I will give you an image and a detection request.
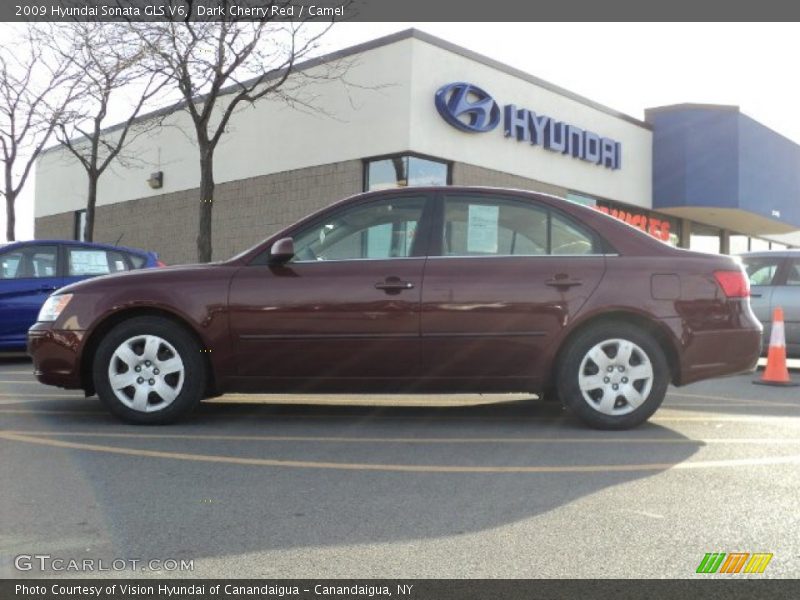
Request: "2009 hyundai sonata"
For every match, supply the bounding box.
[28,187,761,429]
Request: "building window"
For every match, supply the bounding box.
[74,210,87,241]
[565,193,597,207]
[364,154,450,191]
[690,223,721,254]
[749,237,770,252]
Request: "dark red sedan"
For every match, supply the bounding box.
[28,187,761,429]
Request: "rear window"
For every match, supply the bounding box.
[126,252,146,269]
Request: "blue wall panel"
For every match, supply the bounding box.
[648,105,800,229]
[738,114,800,226]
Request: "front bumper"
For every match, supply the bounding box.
[27,323,86,389]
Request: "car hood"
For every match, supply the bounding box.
[56,263,228,294]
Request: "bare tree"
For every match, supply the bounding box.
[137,5,347,262]
[48,23,168,242]
[0,25,76,242]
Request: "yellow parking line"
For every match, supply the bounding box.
[666,402,800,408]
[667,392,756,404]
[6,430,800,445]
[0,407,798,424]
[1,430,799,473]
[667,391,798,407]
[0,408,106,415]
[653,415,800,423]
[0,392,84,398]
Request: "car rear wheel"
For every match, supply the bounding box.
[93,316,206,424]
[556,322,669,429]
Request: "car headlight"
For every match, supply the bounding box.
[37,294,73,322]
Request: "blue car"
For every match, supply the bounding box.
[0,240,164,351]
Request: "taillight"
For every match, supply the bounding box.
[156,259,167,268]
[714,270,750,298]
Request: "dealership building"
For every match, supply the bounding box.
[35,29,800,263]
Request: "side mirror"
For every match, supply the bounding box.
[269,237,295,264]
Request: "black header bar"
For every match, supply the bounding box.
[4,0,800,22]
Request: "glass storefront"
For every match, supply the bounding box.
[364,154,450,191]
[690,223,722,254]
[729,232,790,254]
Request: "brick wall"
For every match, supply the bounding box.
[35,160,363,265]
[451,163,568,197]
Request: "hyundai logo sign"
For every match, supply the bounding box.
[434,82,622,170]
[434,82,501,133]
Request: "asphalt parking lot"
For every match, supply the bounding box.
[1,358,799,579]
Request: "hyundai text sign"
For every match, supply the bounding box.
[434,82,622,170]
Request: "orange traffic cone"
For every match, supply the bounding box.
[754,307,798,387]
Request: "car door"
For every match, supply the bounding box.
[770,257,800,356]
[0,244,61,348]
[420,192,607,387]
[741,255,784,349]
[227,193,431,386]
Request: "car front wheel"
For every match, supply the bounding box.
[93,316,206,424]
[556,322,669,430]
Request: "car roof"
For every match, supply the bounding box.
[3,239,152,255]
[739,249,800,258]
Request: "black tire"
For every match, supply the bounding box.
[93,316,206,424]
[556,322,669,430]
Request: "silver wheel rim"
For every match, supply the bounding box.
[107,335,185,413]
[577,338,654,416]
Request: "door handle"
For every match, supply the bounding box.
[375,278,415,292]
[545,277,583,289]
[38,285,58,292]
[751,293,763,298]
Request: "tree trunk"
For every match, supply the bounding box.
[197,148,214,263]
[4,191,15,242]
[4,165,14,241]
[85,173,98,242]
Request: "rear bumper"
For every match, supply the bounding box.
[27,323,85,389]
[678,327,762,385]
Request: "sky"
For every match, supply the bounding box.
[5,22,800,242]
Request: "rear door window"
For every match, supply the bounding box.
[441,195,600,257]
[67,248,132,276]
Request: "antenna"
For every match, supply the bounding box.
[114,233,124,247]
